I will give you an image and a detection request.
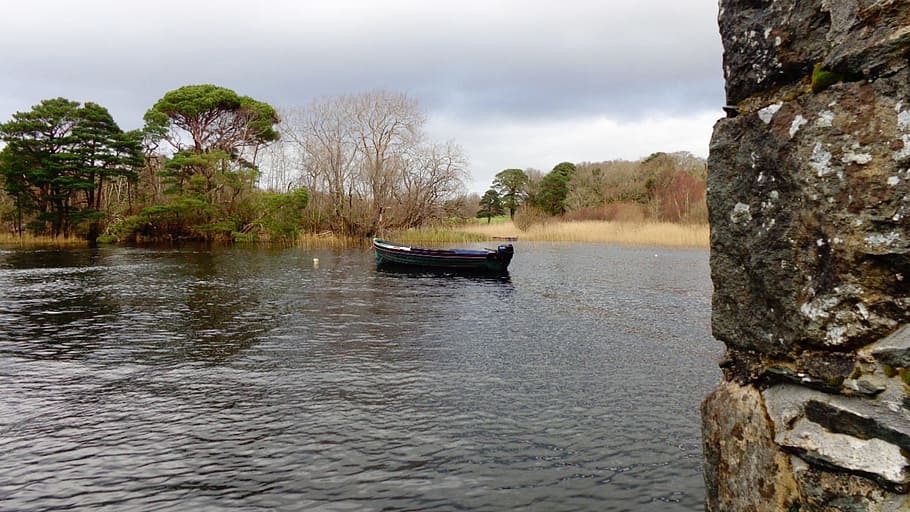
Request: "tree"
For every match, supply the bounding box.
[398,140,468,228]
[647,168,706,222]
[477,188,504,223]
[0,144,35,236]
[278,100,360,233]
[141,84,281,240]
[565,165,606,210]
[641,152,707,221]
[492,168,528,219]
[71,103,144,239]
[144,84,278,191]
[144,84,278,156]
[533,161,576,216]
[349,90,424,233]
[233,187,309,242]
[0,98,142,238]
[274,91,467,236]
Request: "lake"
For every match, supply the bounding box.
[0,242,723,511]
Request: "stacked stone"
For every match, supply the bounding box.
[703,0,910,510]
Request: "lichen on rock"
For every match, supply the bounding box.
[704,0,910,509]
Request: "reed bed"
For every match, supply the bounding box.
[0,233,89,248]
[295,231,368,248]
[382,228,488,245]
[457,220,709,248]
[0,222,708,249]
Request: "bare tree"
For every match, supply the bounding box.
[396,141,467,227]
[259,132,300,192]
[272,90,467,236]
[273,102,359,233]
[349,91,424,234]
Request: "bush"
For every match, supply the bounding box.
[562,203,646,222]
[513,204,549,231]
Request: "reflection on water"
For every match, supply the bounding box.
[0,243,721,511]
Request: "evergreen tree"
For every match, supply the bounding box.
[534,162,576,216]
[0,98,142,238]
[477,188,504,223]
[492,168,528,220]
[141,84,280,240]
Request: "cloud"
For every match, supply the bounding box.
[0,0,724,194]
[1,1,721,114]
[428,109,721,193]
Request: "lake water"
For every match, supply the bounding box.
[0,242,723,511]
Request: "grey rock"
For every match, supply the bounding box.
[709,70,910,355]
[702,382,800,512]
[720,0,910,106]
[707,0,910,507]
[844,377,887,396]
[790,455,901,512]
[764,365,845,393]
[718,0,828,105]
[763,384,910,491]
[869,325,910,368]
[825,2,910,80]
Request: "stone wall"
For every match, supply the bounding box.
[703,0,910,510]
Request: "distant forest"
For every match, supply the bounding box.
[0,84,707,243]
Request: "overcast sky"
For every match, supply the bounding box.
[1,0,724,193]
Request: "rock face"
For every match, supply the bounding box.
[702,382,800,511]
[704,0,910,510]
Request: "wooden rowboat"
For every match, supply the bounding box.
[372,238,514,274]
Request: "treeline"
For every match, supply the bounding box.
[476,151,708,228]
[0,83,706,243]
[0,85,309,242]
[0,86,474,242]
[259,91,469,237]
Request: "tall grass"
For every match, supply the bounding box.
[0,233,89,248]
[382,228,488,244]
[0,222,708,249]
[295,231,367,248]
[457,220,709,248]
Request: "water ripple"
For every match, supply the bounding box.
[0,244,721,511]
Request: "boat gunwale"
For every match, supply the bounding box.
[372,238,495,257]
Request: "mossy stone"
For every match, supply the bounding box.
[811,63,862,93]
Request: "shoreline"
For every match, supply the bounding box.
[0,220,710,250]
[440,220,709,248]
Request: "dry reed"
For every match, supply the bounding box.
[382,228,488,244]
[0,233,89,248]
[0,222,708,249]
[457,220,709,248]
[295,231,367,248]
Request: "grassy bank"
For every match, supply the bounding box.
[0,233,90,248]
[456,220,709,248]
[378,229,489,245]
[1,221,710,249]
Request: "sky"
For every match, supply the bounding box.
[0,0,724,194]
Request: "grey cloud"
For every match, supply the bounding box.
[1,0,723,190]
[1,0,722,126]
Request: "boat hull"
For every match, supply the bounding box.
[372,238,513,274]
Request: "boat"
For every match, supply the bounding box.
[372,238,514,274]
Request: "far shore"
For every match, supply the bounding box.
[390,220,710,248]
[0,220,710,249]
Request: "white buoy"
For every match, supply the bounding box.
[313,257,320,268]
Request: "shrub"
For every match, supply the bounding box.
[513,204,549,231]
[562,203,646,223]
